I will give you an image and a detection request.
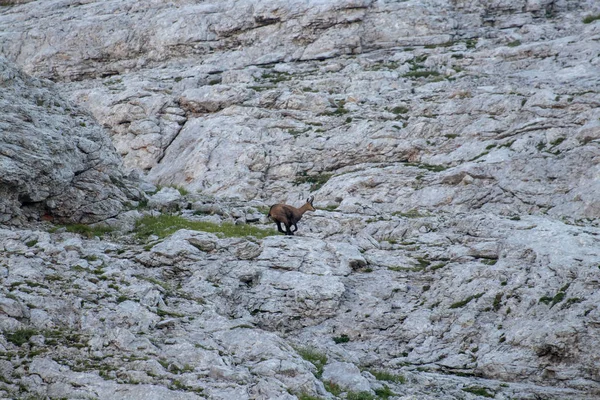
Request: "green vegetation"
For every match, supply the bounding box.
[369,369,406,384]
[465,38,478,49]
[507,40,521,47]
[347,391,375,400]
[134,214,276,240]
[388,265,425,273]
[374,385,395,399]
[333,334,350,344]
[175,186,189,196]
[296,347,327,378]
[298,394,323,400]
[390,106,409,115]
[323,381,342,396]
[449,293,484,309]
[539,283,570,308]
[404,162,448,172]
[403,70,440,79]
[583,14,600,24]
[25,240,38,247]
[53,223,115,238]
[293,172,332,191]
[462,386,495,398]
[261,71,292,83]
[493,293,503,311]
[424,40,456,49]
[321,99,349,116]
[479,258,498,266]
[4,328,38,346]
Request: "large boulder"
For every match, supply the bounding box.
[0,57,141,224]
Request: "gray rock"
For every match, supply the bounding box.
[322,361,372,393]
[0,57,141,224]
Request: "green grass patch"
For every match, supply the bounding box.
[404,162,447,172]
[333,334,350,344]
[465,38,478,49]
[134,214,277,240]
[374,385,395,399]
[296,347,327,378]
[403,70,440,79]
[262,71,292,83]
[493,293,503,311]
[293,173,332,191]
[390,106,409,114]
[298,394,323,400]
[58,224,115,238]
[388,265,424,273]
[583,14,600,23]
[347,391,375,400]
[174,186,189,196]
[507,40,521,47]
[540,284,569,308]
[4,328,38,346]
[450,293,484,309]
[369,369,406,384]
[462,386,495,398]
[323,381,342,396]
[320,99,349,116]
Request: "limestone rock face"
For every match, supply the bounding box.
[0,57,141,224]
[1,0,600,399]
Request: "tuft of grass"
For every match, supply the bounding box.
[175,186,189,196]
[404,162,448,172]
[293,173,332,191]
[296,347,327,378]
[539,285,569,308]
[493,293,503,311]
[369,369,406,384]
[507,40,521,47]
[392,209,429,218]
[323,381,342,396]
[332,334,350,344]
[403,70,440,79]
[465,38,478,49]
[60,224,115,238]
[462,386,495,398]
[583,14,600,24]
[390,106,409,114]
[450,293,484,309]
[374,385,395,399]
[134,214,277,240]
[5,328,38,346]
[25,239,38,247]
[298,394,323,400]
[347,391,375,400]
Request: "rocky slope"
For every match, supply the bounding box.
[0,56,142,225]
[1,0,600,399]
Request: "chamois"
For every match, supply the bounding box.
[268,196,315,235]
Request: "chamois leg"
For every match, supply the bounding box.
[285,223,294,236]
[291,223,298,233]
[276,221,286,234]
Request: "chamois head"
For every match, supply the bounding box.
[268,195,315,235]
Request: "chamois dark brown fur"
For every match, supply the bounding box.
[268,196,315,235]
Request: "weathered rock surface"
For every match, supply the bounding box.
[0,56,142,224]
[1,0,600,399]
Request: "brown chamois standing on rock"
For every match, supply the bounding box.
[268,196,315,235]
